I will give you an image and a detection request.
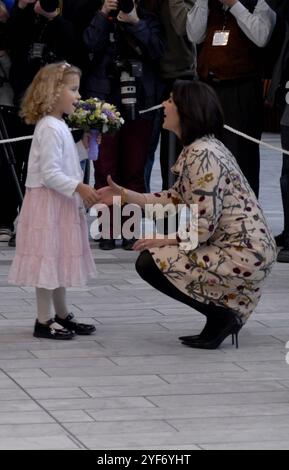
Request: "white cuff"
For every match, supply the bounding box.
[230,1,248,18]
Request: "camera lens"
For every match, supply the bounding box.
[120,71,137,121]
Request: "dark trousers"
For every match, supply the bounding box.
[160,79,183,190]
[135,250,238,321]
[144,79,183,192]
[280,125,289,239]
[211,77,263,198]
[93,118,153,237]
[0,109,33,231]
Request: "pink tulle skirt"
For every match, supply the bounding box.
[8,187,97,289]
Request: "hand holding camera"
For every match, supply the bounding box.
[117,7,139,25]
[101,0,138,24]
[101,0,119,16]
[18,0,36,9]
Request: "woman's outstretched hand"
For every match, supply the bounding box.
[133,237,179,251]
[95,175,122,206]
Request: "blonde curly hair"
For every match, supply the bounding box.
[20,62,82,125]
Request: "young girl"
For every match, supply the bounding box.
[8,62,98,339]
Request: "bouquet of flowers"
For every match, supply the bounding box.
[68,97,124,160]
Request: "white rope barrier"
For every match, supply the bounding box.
[0,104,288,156]
[223,124,289,157]
[140,104,289,156]
[0,134,34,144]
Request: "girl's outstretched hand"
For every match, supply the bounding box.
[95,175,122,206]
[76,183,98,207]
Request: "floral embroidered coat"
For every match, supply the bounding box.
[144,136,277,322]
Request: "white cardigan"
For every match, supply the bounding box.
[25,116,84,198]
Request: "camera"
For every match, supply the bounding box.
[110,0,135,17]
[118,0,135,13]
[28,42,45,61]
[27,42,57,65]
[114,59,143,121]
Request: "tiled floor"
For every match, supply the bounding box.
[0,134,288,450]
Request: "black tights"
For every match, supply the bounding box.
[135,251,241,337]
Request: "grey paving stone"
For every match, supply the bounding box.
[65,419,175,436]
[148,391,289,407]
[14,374,165,388]
[0,350,36,359]
[48,410,95,423]
[40,361,244,377]
[166,415,289,445]
[5,369,51,379]
[160,370,289,384]
[0,357,116,371]
[201,441,289,450]
[0,381,19,391]
[27,387,91,400]
[81,380,286,399]
[0,411,54,425]
[0,435,80,450]
[0,423,66,438]
[86,402,289,422]
[31,348,111,359]
[0,389,30,401]
[38,396,156,411]
[72,431,212,449]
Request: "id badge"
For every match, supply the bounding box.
[212,30,230,46]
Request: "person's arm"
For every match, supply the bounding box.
[168,0,195,37]
[119,9,166,61]
[39,126,98,205]
[8,0,35,51]
[186,0,209,44]
[228,0,277,47]
[95,175,182,209]
[39,126,81,197]
[18,0,36,9]
[83,11,111,52]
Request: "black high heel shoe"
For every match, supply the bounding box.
[179,324,207,343]
[181,312,243,350]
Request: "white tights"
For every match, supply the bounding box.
[36,287,69,325]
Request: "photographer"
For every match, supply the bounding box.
[9,0,75,105]
[0,0,31,246]
[61,0,102,70]
[1,0,75,246]
[186,0,277,198]
[267,0,289,262]
[83,0,165,250]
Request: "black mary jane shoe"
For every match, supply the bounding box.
[33,319,75,340]
[181,313,243,350]
[55,313,96,335]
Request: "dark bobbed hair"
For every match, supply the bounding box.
[172,80,224,146]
